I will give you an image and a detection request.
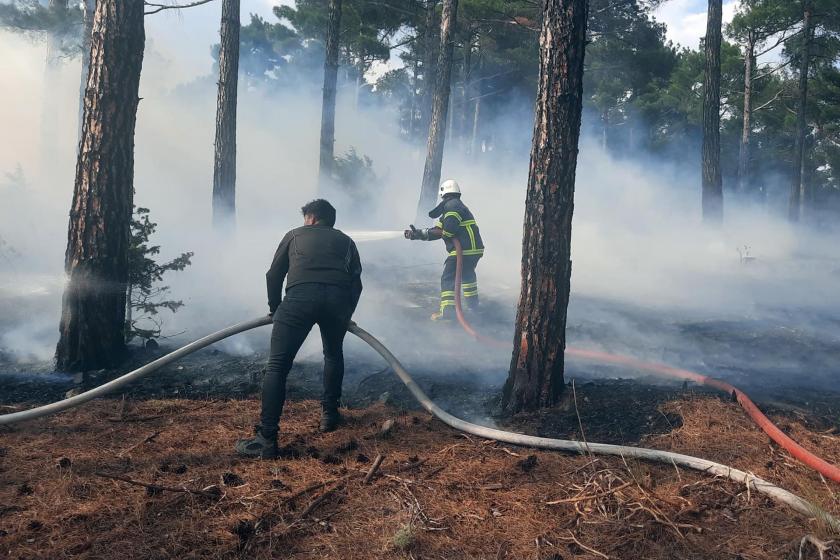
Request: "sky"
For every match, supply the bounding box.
[653,0,738,50]
[143,0,742,86]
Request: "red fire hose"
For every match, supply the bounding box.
[450,238,840,484]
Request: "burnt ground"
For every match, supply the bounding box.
[2,278,840,558]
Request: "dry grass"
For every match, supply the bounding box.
[1,394,839,559]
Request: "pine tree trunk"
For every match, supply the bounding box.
[409,58,419,137]
[701,0,723,223]
[459,35,472,153]
[77,0,96,141]
[40,0,69,171]
[736,33,754,195]
[416,0,458,220]
[502,0,588,414]
[318,0,342,191]
[212,0,240,228]
[420,0,439,134]
[789,0,813,222]
[469,42,482,159]
[46,0,68,65]
[470,93,481,157]
[55,0,145,372]
[601,108,608,150]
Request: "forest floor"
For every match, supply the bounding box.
[1,380,839,559]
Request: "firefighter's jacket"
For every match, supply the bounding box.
[433,197,485,257]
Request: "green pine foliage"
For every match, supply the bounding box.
[126,207,193,343]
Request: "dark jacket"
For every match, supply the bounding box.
[433,197,484,257]
[266,224,363,314]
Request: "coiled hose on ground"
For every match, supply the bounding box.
[451,238,840,486]
[0,315,838,530]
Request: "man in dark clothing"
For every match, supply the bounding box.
[404,179,484,320]
[236,199,362,459]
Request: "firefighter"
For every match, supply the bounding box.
[236,199,363,459]
[404,179,484,320]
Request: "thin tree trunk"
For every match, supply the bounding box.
[737,33,754,195]
[416,0,458,220]
[212,0,240,228]
[701,0,723,223]
[470,93,481,157]
[421,0,439,133]
[318,0,342,191]
[46,0,68,65]
[601,108,608,150]
[55,0,145,372]
[470,41,482,158]
[40,0,69,172]
[77,0,96,142]
[502,0,588,413]
[447,85,454,143]
[789,0,812,222]
[459,33,472,153]
[409,57,419,137]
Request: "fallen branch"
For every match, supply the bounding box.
[798,535,834,560]
[363,454,385,484]
[395,457,429,473]
[566,530,609,559]
[296,480,347,520]
[281,473,355,505]
[546,482,631,505]
[117,431,161,458]
[93,471,220,498]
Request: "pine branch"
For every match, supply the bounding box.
[144,0,217,16]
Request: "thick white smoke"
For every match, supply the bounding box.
[1,13,839,393]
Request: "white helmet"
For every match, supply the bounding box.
[439,179,461,196]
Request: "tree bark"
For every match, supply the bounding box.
[459,33,472,153]
[420,0,439,135]
[40,0,69,171]
[416,0,458,220]
[789,0,813,222]
[701,0,723,223]
[318,0,342,191]
[502,0,588,413]
[55,0,145,372]
[409,57,419,137]
[469,40,482,158]
[212,0,240,228]
[736,32,754,195]
[77,0,96,141]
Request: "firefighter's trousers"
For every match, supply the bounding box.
[439,254,481,316]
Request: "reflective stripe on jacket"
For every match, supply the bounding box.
[433,197,485,257]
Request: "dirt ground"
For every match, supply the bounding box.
[1,390,839,560]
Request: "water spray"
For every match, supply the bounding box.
[342,230,406,242]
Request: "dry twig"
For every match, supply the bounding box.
[363,454,385,484]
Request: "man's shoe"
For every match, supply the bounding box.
[319,409,343,433]
[235,427,278,459]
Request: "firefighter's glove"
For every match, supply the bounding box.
[404,225,428,241]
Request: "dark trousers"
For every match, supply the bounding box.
[439,254,481,316]
[259,283,353,437]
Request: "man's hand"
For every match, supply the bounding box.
[404,225,427,240]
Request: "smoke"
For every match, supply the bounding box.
[1,18,839,396]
